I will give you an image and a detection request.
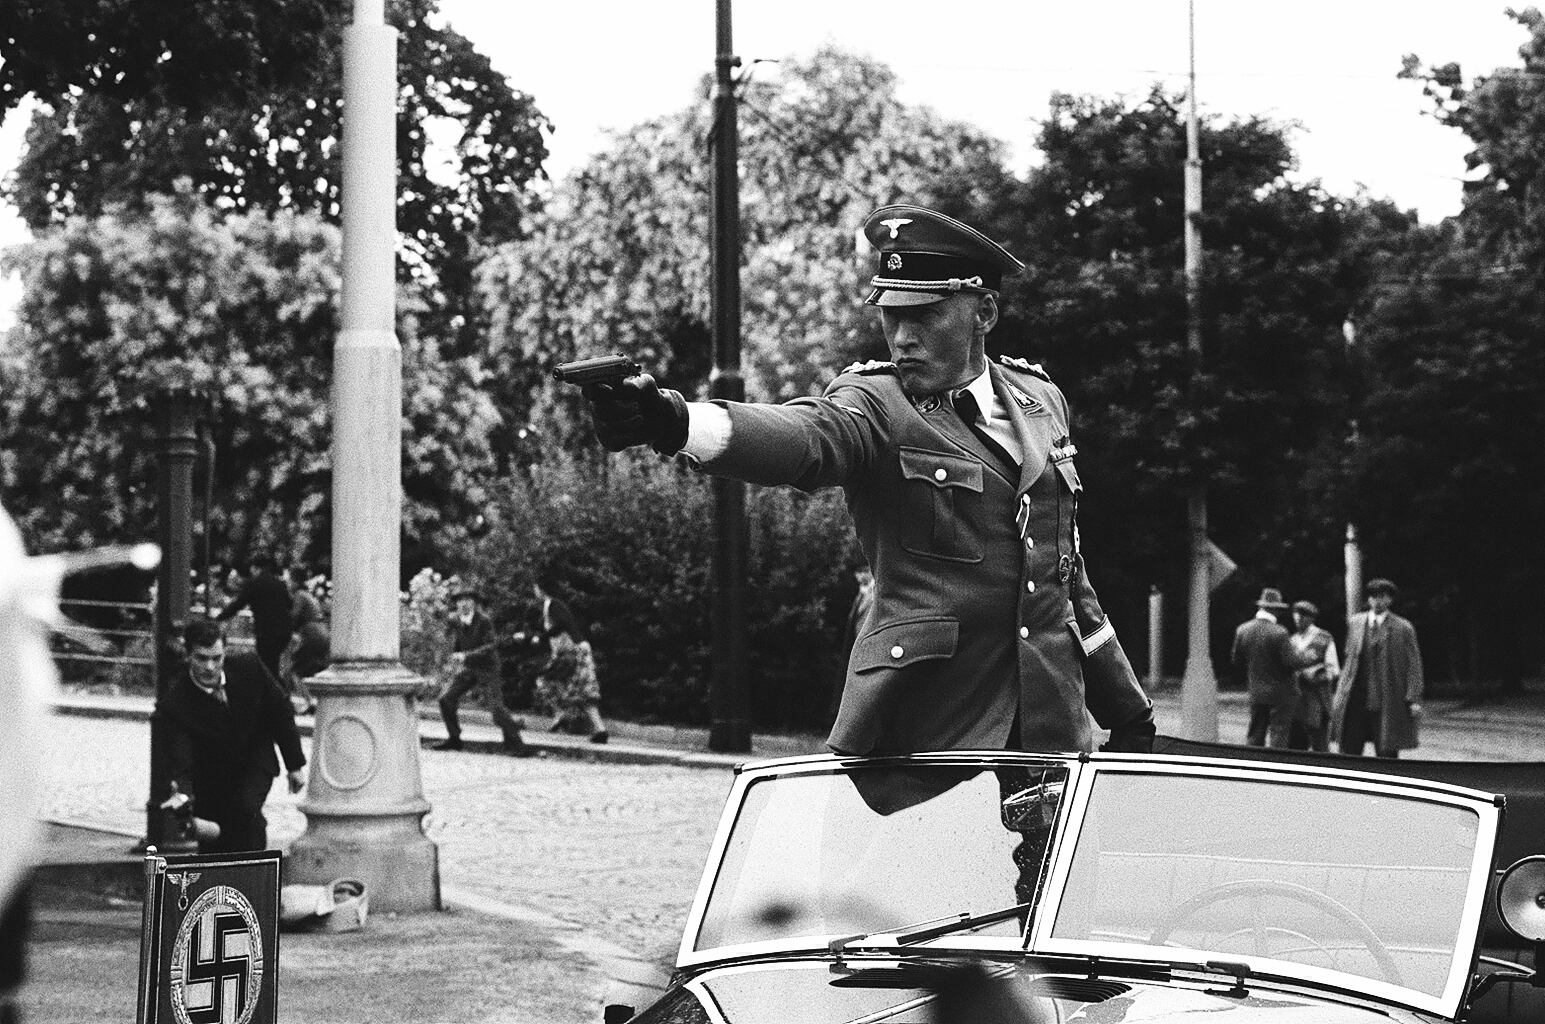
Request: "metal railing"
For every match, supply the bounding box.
[48,599,254,678]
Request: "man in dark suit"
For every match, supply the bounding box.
[1231,588,1310,748]
[579,205,1154,757]
[159,618,306,853]
[217,552,293,684]
[1331,578,1425,758]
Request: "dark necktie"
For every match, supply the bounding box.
[953,390,1018,471]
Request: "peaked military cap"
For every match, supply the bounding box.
[862,205,1025,307]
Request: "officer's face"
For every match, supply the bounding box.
[880,293,995,396]
[1368,592,1393,614]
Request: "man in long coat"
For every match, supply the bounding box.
[1331,577,1425,758]
[579,205,1154,757]
[159,618,306,853]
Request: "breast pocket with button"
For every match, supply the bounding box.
[898,447,984,563]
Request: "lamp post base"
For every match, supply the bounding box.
[286,660,440,912]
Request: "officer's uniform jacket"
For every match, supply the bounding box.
[701,357,1150,755]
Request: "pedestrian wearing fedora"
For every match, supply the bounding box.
[1231,588,1312,748]
[436,587,529,755]
[578,204,1154,757]
[1331,578,1424,758]
[1287,600,1339,752]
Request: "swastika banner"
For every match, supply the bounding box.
[137,849,281,1024]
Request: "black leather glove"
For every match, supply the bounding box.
[1100,701,1156,753]
[582,374,690,456]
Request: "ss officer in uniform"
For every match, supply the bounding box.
[582,204,1154,756]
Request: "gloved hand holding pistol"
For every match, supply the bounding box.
[582,374,690,456]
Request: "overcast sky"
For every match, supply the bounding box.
[0,1,1532,325]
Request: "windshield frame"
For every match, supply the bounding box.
[677,751,1077,969]
[1028,754,1502,1020]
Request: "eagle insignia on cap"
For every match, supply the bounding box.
[886,253,903,271]
[879,218,913,238]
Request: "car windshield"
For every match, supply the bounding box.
[1039,766,1489,1006]
[691,760,1069,954]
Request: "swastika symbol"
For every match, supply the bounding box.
[170,885,264,1024]
[184,911,251,1023]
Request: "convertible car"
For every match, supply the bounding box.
[610,751,1545,1023]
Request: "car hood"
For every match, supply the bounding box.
[658,959,1416,1024]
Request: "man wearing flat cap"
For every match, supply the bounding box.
[1287,600,1339,752]
[436,586,529,755]
[1332,578,1424,758]
[1231,588,1313,748]
[578,204,1154,756]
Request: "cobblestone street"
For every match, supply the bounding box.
[41,714,733,967]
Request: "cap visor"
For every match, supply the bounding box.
[867,287,950,307]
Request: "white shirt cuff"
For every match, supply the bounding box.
[681,402,732,462]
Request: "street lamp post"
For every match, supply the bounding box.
[144,390,202,851]
[285,0,440,912]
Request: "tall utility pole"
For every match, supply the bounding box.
[287,0,440,911]
[707,0,751,753]
[1178,0,1219,741]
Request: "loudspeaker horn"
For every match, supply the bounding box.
[1497,855,1545,943]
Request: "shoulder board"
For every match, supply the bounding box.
[998,355,1051,382]
[840,359,897,375]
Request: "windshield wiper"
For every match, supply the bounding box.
[828,901,1036,955]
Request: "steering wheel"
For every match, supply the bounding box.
[1147,879,1404,986]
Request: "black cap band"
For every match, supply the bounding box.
[872,250,1002,293]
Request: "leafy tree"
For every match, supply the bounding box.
[1348,226,1545,688]
[3,0,551,343]
[475,44,1017,455]
[0,186,500,569]
[1364,9,1545,688]
[993,89,1412,667]
[1400,7,1545,272]
[0,0,330,117]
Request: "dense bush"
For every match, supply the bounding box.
[464,452,863,731]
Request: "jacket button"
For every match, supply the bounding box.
[891,645,905,659]
[934,468,947,481]
[1019,627,1029,639]
[1026,581,1036,593]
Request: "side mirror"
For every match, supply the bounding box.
[602,1004,635,1024]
